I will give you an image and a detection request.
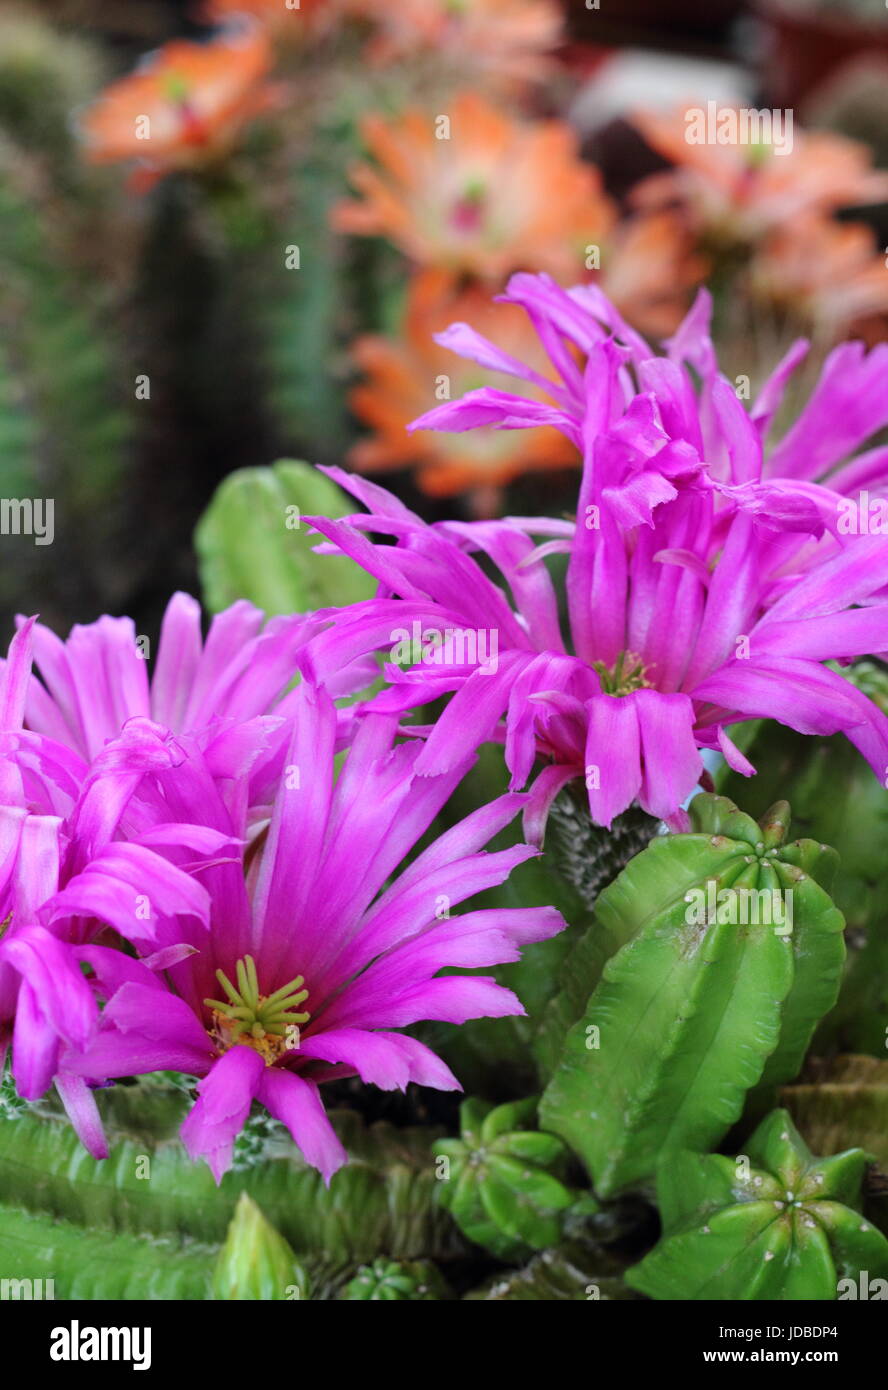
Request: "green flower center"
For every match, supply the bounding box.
[162,71,191,105]
[591,650,651,697]
[745,138,771,169]
[205,954,310,1065]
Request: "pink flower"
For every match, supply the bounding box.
[57,683,562,1181]
[299,275,888,833]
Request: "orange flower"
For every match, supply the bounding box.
[79,28,277,182]
[604,210,709,340]
[751,214,888,339]
[632,105,888,246]
[346,0,562,89]
[333,92,615,284]
[202,0,334,38]
[347,270,577,501]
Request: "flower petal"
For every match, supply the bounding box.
[257,1067,347,1184]
[181,1045,265,1183]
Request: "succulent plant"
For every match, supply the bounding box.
[466,1239,638,1302]
[213,1193,312,1301]
[433,1097,577,1261]
[195,459,375,616]
[0,1075,462,1299]
[627,1109,888,1300]
[341,1258,448,1301]
[546,785,659,913]
[540,793,845,1197]
[719,665,888,1055]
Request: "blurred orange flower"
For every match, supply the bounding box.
[632,106,888,246]
[347,271,577,501]
[604,210,709,340]
[346,0,562,89]
[752,214,888,339]
[333,92,615,284]
[80,28,277,185]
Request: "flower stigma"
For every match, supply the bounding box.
[591,650,652,697]
[205,954,310,1065]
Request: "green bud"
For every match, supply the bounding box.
[213,1192,311,1301]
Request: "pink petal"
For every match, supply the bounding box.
[181,1045,265,1183]
[257,1067,347,1184]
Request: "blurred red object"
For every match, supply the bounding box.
[757,0,888,115]
[555,42,613,81]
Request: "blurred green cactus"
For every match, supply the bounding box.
[0,12,132,626]
[0,12,103,169]
[341,1257,448,1301]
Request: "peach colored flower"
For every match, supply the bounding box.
[752,214,888,339]
[79,28,277,184]
[604,210,710,340]
[347,270,577,502]
[346,0,562,89]
[333,92,615,284]
[632,106,888,246]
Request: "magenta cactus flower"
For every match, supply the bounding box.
[299,274,888,833]
[409,272,888,531]
[11,590,374,763]
[0,624,233,1157]
[54,681,562,1181]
